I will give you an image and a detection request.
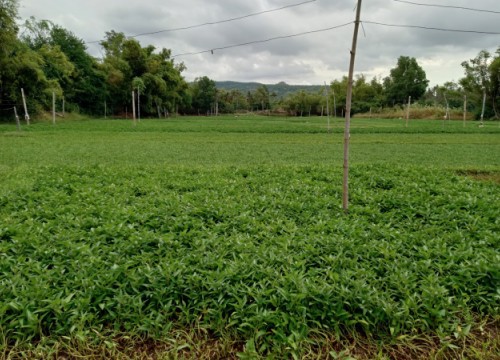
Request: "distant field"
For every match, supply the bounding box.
[1,116,499,170]
[0,116,499,359]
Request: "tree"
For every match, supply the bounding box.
[0,0,20,111]
[50,25,106,114]
[384,56,429,105]
[191,76,216,114]
[254,85,270,111]
[20,18,107,114]
[0,0,19,64]
[460,48,499,119]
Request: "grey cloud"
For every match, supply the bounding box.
[18,0,500,86]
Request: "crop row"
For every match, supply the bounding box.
[0,164,498,353]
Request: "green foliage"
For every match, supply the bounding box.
[0,163,498,355]
[385,56,429,105]
[460,48,500,119]
[0,0,20,111]
[0,117,499,357]
[99,31,188,116]
[190,76,217,114]
[328,75,385,116]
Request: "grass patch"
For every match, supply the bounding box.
[457,170,500,184]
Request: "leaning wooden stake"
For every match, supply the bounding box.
[343,0,363,212]
[14,106,21,131]
[479,90,486,127]
[21,88,30,125]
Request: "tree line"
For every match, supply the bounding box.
[0,0,498,120]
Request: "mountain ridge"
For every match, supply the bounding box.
[215,81,324,98]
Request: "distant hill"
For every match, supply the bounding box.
[215,81,324,99]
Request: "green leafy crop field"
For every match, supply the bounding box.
[0,116,499,359]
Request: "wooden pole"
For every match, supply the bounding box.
[132,91,136,125]
[463,95,467,127]
[21,88,30,125]
[444,93,449,122]
[104,101,107,119]
[137,88,141,122]
[52,91,56,125]
[343,0,362,213]
[405,96,411,127]
[62,97,65,117]
[333,89,337,118]
[14,106,21,131]
[324,81,331,133]
[479,89,486,127]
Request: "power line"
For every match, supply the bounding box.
[393,0,500,15]
[363,20,500,35]
[86,0,317,44]
[171,21,354,58]
[172,19,499,58]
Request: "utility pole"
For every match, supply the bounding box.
[343,0,363,212]
[21,88,30,125]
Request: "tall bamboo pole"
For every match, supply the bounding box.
[480,89,486,127]
[324,81,331,133]
[52,91,56,125]
[137,88,141,122]
[343,0,363,212]
[14,106,21,131]
[21,88,30,125]
[132,91,136,126]
[463,95,467,127]
[405,96,411,127]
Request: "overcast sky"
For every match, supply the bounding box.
[17,0,500,86]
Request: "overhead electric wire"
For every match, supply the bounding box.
[363,20,500,35]
[86,0,317,44]
[393,0,500,15]
[172,19,499,58]
[171,21,353,58]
